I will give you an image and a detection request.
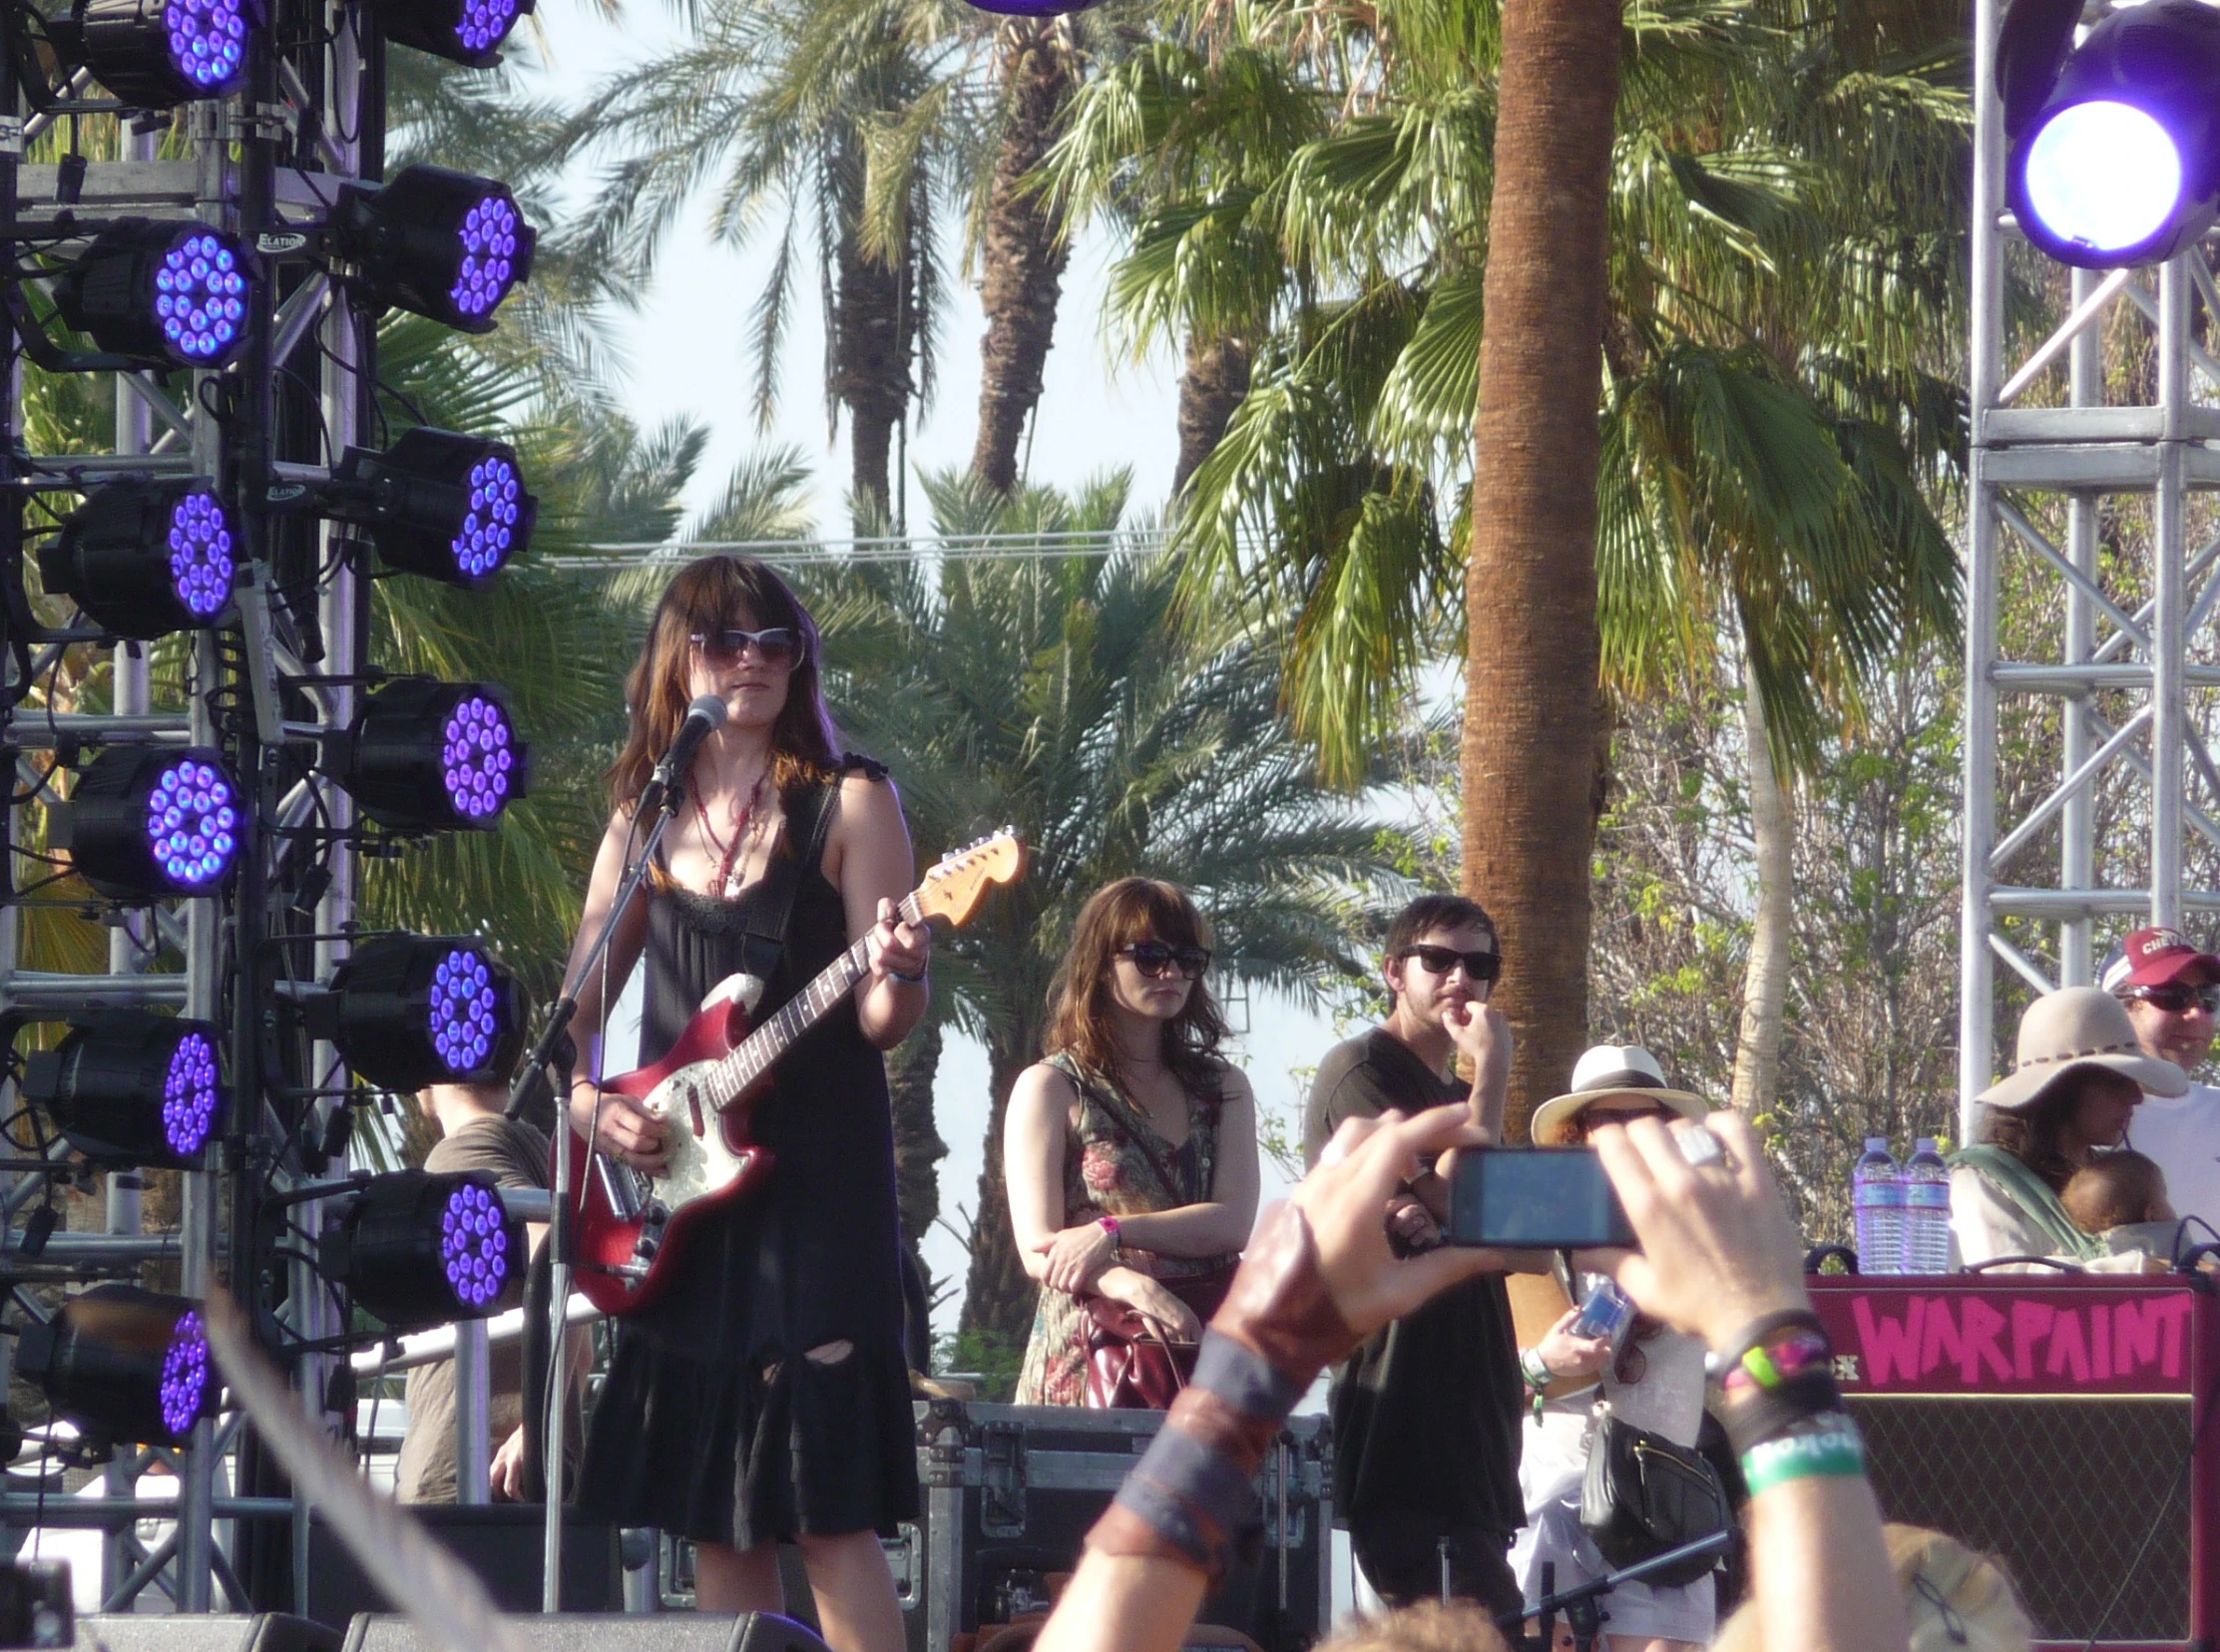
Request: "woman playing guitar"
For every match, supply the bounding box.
[562,554,927,1651]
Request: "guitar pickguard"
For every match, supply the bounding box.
[638,1057,753,1215]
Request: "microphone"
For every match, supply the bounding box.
[639,694,727,815]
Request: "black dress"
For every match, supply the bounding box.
[576,784,921,1547]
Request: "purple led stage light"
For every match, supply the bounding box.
[65,0,260,106]
[451,194,523,320]
[166,490,235,619]
[163,0,247,91]
[440,693,518,822]
[144,757,238,891]
[158,1311,210,1440]
[155,231,247,361]
[161,1032,221,1159]
[336,166,537,332]
[23,1013,228,1168]
[375,0,534,67]
[329,428,536,590]
[453,452,521,581]
[429,948,500,1073]
[54,221,258,371]
[438,1180,511,1310]
[40,479,236,639]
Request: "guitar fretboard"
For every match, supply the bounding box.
[706,891,926,1097]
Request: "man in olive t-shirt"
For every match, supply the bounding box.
[1303,894,1524,1618]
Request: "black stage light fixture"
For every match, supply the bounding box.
[38,479,237,638]
[16,1286,215,1446]
[22,1012,225,1167]
[304,934,527,1091]
[319,1169,521,1332]
[45,0,259,106]
[336,166,536,334]
[326,677,531,832]
[373,0,532,68]
[52,220,255,369]
[51,745,241,901]
[309,426,535,589]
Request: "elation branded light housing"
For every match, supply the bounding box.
[336,166,536,334]
[23,1012,226,1166]
[53,221,254,369]
[17,1287,216,1446]
[304,933,525,1091]
[373,0,532,67]
[319,1169,520,1332]
[48,0,260,105]
[53,746,241,900]
[39,480,236,638]
[325,427,534,589]
[327,677,530,832]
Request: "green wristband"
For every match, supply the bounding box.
[1739,1415,1867,1497]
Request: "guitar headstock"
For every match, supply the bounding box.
[913,828,1027,928]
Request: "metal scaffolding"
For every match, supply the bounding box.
[0,0,383,1611]
[1961,0,2220,1138]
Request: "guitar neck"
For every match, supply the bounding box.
[712,890,925,1095]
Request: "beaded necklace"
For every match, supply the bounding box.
[695,769,768,897]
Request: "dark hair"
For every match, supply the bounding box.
[1043,878,1230,1094]
[608,555,839,810]
[1385,895,1497,973]
[1982,1067,2138,1195]
[2062,1149,2170,1234]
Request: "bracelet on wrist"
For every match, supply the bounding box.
[1520,1347,1554,1393]
[886,963,928,985]
[1704,1308,1827,1385]
[1738,1411,1867,1496]
[1718,1369,1848,1458]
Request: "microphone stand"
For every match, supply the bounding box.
[1496,1529,1733,1652]
[509,768,689,1614]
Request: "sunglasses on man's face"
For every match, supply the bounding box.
[690,626,803,669]
[1119,941,1212,980]
[2130,983,2220,1016]
[1396,944,1503,985]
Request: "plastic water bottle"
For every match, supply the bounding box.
[1900,1137,1953,1274]
[1854,1138,1904,1275]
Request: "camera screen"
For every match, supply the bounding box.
[1448,1148,1635,1249]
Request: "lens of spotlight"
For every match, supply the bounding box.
[328,428,536,589]
[308,933,526,1091]
[17,1287,218,1446]
[54,220,255,370]
[330,677,531,832]
[2022,102,2184,256]
[320,1170,523,1332]
[56,746,241,902]
[375,0,533,67]
[335,166,537,334]
[40,479,236,639]
[23,1013,227,1166]
[59,0,259,106]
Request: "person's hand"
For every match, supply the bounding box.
[1034,1220,1118,1294]
[1101,1270,1203,1343]
[1293,1103,1496,1339]
[489,1425,527,1501]
[1440,1003,1512,1134]
[570,1082,668,1175]
[867,896,931,986]
[1588,1110,1809,1351]
[1533,1307,1610,1380]
[1385,1194,1442,1254]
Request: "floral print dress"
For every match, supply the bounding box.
[1014,1052,1235,1406]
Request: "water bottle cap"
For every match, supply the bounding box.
[1915,1137,1938,1152]
[1864,1137,1887,1151]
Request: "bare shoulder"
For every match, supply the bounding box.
[1012,1059,1083,1120]
[1212,1061,1257,1108]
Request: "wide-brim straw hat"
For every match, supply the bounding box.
[1531,1044,1712,1146]
[1975,986,2190,1113]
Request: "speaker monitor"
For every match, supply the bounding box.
[302,1505,620,1626]
[73,1617,338,1652]
[336,1614,829,1652]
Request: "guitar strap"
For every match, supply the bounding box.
[733,753,883,985]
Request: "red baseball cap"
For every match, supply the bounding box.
[2102,927,2220,992]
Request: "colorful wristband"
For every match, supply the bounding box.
[1718,1369,1846,1459]
[1738,1412,1867,1496]
[1520,1347,1554,1393]
[1704,1308,1828,1385]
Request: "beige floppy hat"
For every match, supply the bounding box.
[1976,986,2190,1113]
[1530,1043,1712,1146]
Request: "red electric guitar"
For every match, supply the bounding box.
[568,829,1026,1316]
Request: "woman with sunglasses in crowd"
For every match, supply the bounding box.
[559,555,927,1652]
[1006,878,1260,1406]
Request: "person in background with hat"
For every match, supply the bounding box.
[1515,1043,1721,1652]
[1301,894,1524,1618]
[1952,986,2189,1267]
[2105,926,2220,1230]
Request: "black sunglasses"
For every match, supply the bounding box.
[690,625,802,668]
[1119,941,1212,980]
[1396,944,1503,985]
[2129,982,2220,1015]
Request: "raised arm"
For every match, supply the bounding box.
[826,770,930,1051]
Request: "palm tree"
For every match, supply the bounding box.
[798,469,1401,1342]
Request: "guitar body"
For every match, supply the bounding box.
[568,974,778,1317]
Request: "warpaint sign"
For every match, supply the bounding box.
[1809,1277,2213,1395]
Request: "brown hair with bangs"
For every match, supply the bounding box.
[609,554,840,811]
[1043,878,1231,1093]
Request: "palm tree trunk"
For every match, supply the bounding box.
[1732,676,1793,1118]
[887,1018,948,1263]
[1461,0,1621,1141]
[835,208,914,519]
[1173,330,1250,497]
[958,1031,1042,1348]
[972,19,1075,495]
